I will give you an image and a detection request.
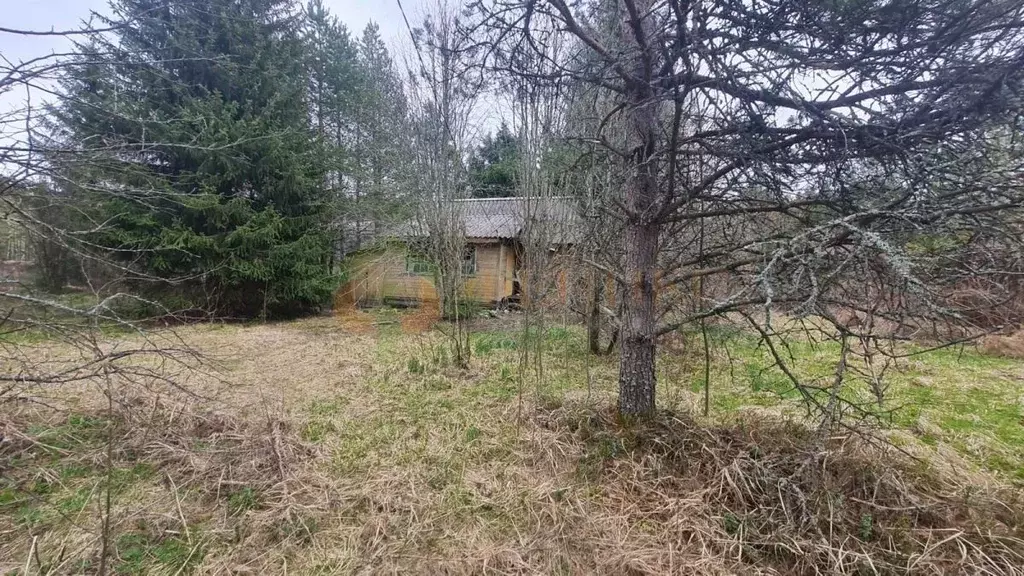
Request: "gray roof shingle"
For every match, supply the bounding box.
[389,197,578,242]
[462,197,577,240]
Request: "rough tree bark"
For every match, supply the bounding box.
[617,0,661,417]
[619,220,659,415]
[587,275,603,355]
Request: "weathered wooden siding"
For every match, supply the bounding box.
[498,243,516,298]
[339,241,515,305]
[464,241,507,302]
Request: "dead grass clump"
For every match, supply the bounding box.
[117,396,339,570]
[117,396,319,497]
[333,303,378,334]
[537,405,1024,575]
[0,394,334,574]
[979,329,1024,359]
[402,300,440,333]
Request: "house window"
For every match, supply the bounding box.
[406,254,434,275]
[462,246,477,276]
[405,248,475,275]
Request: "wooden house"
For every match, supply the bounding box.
[338,197,576,307]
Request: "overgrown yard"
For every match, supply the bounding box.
[2,312,1024,574]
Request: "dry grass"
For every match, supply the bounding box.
[401,300,441,334]
[535,407,1024,574]
[2,314,1023,574]
[332,305,381,335]
[980,329,1024,360]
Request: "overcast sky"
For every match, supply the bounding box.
[1,0,422,63]
[0,0,427,122]
[1,0,505,162]
[0,0,525,177]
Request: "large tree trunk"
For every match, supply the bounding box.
[618,220,659,416]
[617,0,661,417]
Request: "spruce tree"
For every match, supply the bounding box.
[468,123,520,198]
[301,1,361,258]
[51,0,337,317]
[357,23,411,213]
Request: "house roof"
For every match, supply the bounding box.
[464,213,520,238]
[386,196,579,243]
[461,197,579,241]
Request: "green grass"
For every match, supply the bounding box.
[437,322,1024,481]
[658,326,1024,480]
[472,326,588,357]
[55,485,95,516]
[316,330,535,484]
[227,487,261,516]
[302,397,349,442]
[116,531,205,575]
[473,332,520,355]
[0,411,162,569]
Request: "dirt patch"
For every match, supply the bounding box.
[333,303,379,334]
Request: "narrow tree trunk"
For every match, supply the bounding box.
[328,236,336,274]
[588,271,604,355]
[354,127,362,250]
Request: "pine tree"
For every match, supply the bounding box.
[348,23,411,243]
[50,0,337,318]
[302,0,361,261]
[468,123,519,197]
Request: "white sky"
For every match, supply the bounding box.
[0,0,421,58]
[0,0,426,117]
[0,0,507,175]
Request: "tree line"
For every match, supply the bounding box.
[27,0,412,318]
[25,0,532,317]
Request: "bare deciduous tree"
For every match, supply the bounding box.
[1,17,223,570]
[476,0,1024,419]
[403,0,486,366]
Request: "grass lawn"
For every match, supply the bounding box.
[1,311,1023,574]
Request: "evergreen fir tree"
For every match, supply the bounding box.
[50,0,338,317]
[468,123,520,197]
[348,22,411,244]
